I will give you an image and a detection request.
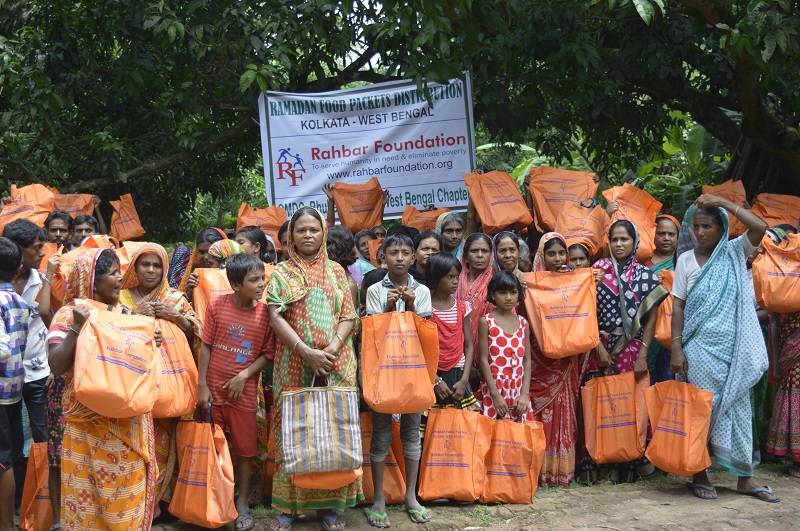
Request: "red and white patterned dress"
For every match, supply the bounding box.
[479,314,534,421]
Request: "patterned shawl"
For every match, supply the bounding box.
[167,244,191,288]
[594,222,667,355]
[456,234,494,346]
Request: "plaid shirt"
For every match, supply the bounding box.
[0,282,30,404]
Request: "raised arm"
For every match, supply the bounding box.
[695,194,767,247]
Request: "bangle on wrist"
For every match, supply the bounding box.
[69,326,81,335]
[335,333,345,345]
[434,377,443,387]
[671,335,682,342]
[734,205,741,217]
[292,339,304,353]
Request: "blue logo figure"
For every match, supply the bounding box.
[276,147,306,186]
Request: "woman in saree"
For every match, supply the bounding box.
[493,231,523,281]
[582,220,667,481]
[670,194,777,502]
[456,233,495,348]
[119,243,202,509]
[46,248,158,529]
[435,211,466,260]
[765,310,800,477]
[177,227,227,299]
[266,207,361,531]
[529,232,585,487]
[647,214,680,383]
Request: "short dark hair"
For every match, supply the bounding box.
[196,227,226,245]
[45,210,72,230]
[381,233,415,253]
[425,252,461,291]
[487,270,524,303]
[386,224,419,242]
[225,253,264,286]
[361,267,387,294]
[236,225,272,263]
[354,229,377,248]
[0,237,21,281]
[73,214,99,231]
[2,219,46,249]
[94,249,120,279]
[414,230,441,250]
[327,225,356,268]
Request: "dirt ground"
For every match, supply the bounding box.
[156,464,798,531]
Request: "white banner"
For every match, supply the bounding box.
[258,74,476,217]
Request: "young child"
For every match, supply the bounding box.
[350,229,377,286]
[478,271,534,421]
[197,253,274,531]
[365,233,432,528]
[0,237,31,531]
[426,252,478,410]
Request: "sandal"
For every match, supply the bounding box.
[270,514,294,531]
[321,512,347,531]
[236,509,255,531]
[405,506,432,524]
[363,508,391,528]
[687,482,718,500]
[741,485,780,503]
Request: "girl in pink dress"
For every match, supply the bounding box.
[478,270,534,422]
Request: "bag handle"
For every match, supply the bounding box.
[194,400,214,423]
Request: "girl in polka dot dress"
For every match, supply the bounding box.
[477,271,534,422]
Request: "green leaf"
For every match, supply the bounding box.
[632,0,655,25]
[762,34,777,62]
[167,24,177,43]
[239,69,256,92]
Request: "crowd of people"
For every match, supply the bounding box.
[0,177,798,531]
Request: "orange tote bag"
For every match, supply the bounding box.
[554,202,609,257]
[643,380,712,476]
[654,271,675,348]
[330,177,385,232]
[522,270,599,358]
[361,311,439,414]
[0,198,52,232]
[54,193,95,217]
[464,171,532,234]
[602,184,662,262]
[73,307,159,418]
[169,420,238,528]
[401,206,450,232]
[19,442,52,531]
[418,408,493,502]
[529,166,598,232]
[752,234,800,313]
[110,193,146,241]
[192,268,233,323]
[751,193,800,228]
[38,243,60,272]
[10,184,56,207]
[236,203,288,251]
[367,238,383,267]
[359,412,406,504]
[581,372,648,464]
[152,320,198,419]
[702,180,748,237]
[480,419,546,504]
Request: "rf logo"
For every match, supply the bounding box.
[276,147,306,186]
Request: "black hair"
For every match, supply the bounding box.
[196,227,225,245]
[386,224,420,242]
[495,231,520,249]
[354,229,377,248]
[608,219,636,240]
[414,230,441,250]
[381,233,415,253]
[73,214,99,231]
[775,223,798,235]
[278,221,290,240]
[0,237,21,281]
[291,206,324,227]
[225,253,264,286]
[464,232,493,256]
[327,225,356,268]
[2,219,46,249]
[694,207,724,229]
[236,225,273,263]
[526,223,544,257]
[45,210,72,230]
[486,270,524,303]
[568,243,591,261]
[361,267,387,294]
[94,249,120,279]
[543,237,566,253]
[425,252,461,291]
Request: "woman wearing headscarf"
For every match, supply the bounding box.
[529,232,586,487]
[177,227,227,299]
[119,243,202,508]
[46,248,158,529]
[671,194,777,502]
[266,207,360,530]
[456,233,495,348]
[435,212,466,260]
[206,239,243,268]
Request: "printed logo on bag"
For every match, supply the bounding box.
[275,147,306,186]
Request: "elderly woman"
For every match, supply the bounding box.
[47,248,158,529]
[435,212,466,260]
[670,195,776,502]
[267,207,360,530]
[119,243,202,509]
